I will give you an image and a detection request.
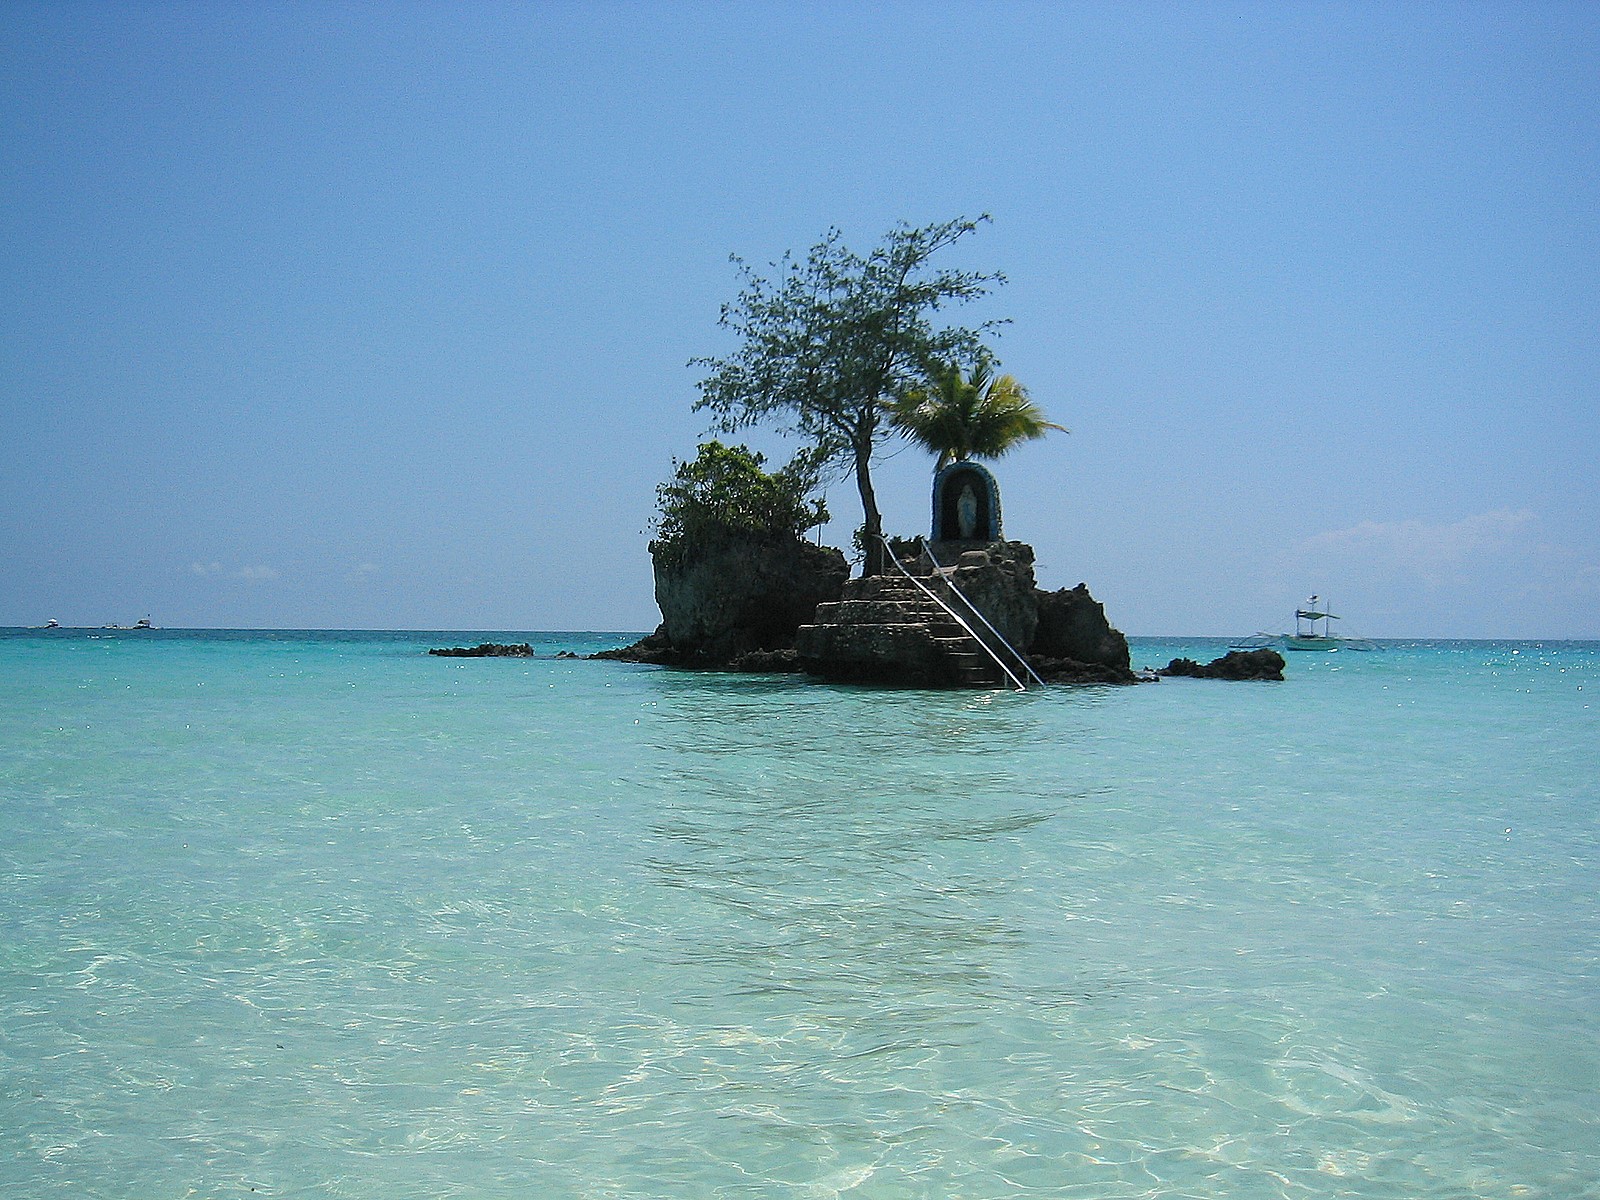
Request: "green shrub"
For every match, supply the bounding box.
[652,442,829,563]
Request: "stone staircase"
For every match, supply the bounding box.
[795,572,1007,688]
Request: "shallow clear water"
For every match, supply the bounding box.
[2,629,1595,1198]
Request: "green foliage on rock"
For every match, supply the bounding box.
[652,441,829,564]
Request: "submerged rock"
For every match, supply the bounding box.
[592,625,679,665]
[1159,649,1286,681]
[1028,656,1140,685]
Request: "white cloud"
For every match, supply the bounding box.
[1280,510,1600,634]
[346,562,380,584]
[231,565,280,582]
[190,561,223,576]
[1294,509,1536,587]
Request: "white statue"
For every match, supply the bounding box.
[957,482,978,539]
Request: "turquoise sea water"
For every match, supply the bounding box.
[1,628,1595,1199]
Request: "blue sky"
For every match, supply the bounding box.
[3,1,1596,637]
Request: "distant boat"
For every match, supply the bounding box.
[1285,596,1344,650]
[102,617,157,630]
[1232,596,1376,652]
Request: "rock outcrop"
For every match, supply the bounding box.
[599,529,848,669]
[429,642,534,657]
[933,542,1041,651]
[601,532,1137,689]
[1159,649,1286,681]
[1032,584,1130,670]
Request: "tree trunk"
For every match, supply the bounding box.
[854,436,885,576]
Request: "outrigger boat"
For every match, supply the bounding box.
[1231,596,1377,652]
[1285,596,1344,650]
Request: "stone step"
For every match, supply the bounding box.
[823,600,954,626]
[930,636,1004,686]
[800,575,1015,688]
[843,575,928,602]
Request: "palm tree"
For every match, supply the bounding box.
[891,356,1065,469]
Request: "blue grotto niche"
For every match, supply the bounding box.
[931,461,1002,544]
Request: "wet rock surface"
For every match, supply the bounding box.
[428,643,534,658]
[1033,583,1131,671]
[1159,648,1286,681]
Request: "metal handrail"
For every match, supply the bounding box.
[917,540,1048,688]
[879,537,1029,692]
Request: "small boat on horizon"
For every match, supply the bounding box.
[1231,596,1377,652]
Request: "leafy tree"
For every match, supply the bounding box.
[651,441,829,566]
[892,355,1066,469]
[693,216,1003,574]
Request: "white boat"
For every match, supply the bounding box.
[102,617,157,631]
[1285,596,1342,650]
[1232,596,1376,652]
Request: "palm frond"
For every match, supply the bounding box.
[890,358,1065,468]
